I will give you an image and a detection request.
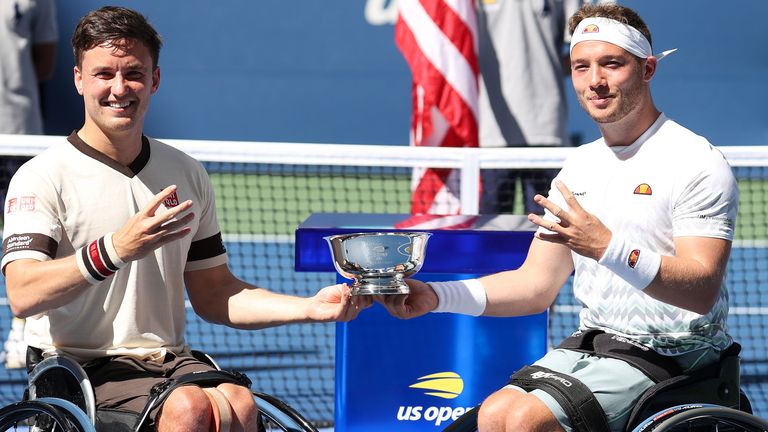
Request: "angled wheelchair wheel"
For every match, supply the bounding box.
[441,405,478,431]
[630,403,768,432]
[253,392,319,432]
[0,398,95,432]
[27,356,97,426]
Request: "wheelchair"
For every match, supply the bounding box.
[0,349,320,432]
[443,343,768,432]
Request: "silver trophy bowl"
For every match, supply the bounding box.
[324,232,431,295]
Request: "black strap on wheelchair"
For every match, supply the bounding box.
[558,329,682,383]
[624,342,743,428]
[509,365,610,432]
[133,369,252,432]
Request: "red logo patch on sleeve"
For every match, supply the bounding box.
[6,196,35,213]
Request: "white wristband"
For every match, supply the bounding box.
[598,234,661,290]
[102,232,127,268]
[75,233,127,285]
[429,279,487,316]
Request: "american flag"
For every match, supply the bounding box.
[395,0,479,215]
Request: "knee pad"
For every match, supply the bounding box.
[509,365,610,432]
[204,387,233,432]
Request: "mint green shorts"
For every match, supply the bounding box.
[505,347,720,432]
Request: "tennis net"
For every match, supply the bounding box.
[0,134,765,424]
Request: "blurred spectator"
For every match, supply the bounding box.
[0,0,58,369]
[477,0,583,214]
[1,0,58,135]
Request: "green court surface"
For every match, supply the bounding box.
[210,171,768,241]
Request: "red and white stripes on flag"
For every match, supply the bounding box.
[395,0,479,215]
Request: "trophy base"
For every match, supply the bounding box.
[351,277,410,295]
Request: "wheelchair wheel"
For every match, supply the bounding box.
[630,403,768,432]
[0,398,95,432]
[253,392,319,432]
[442,405,478,431]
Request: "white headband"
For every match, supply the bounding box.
[570,17,677,61]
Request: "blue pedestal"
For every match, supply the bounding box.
[295,214,548,431]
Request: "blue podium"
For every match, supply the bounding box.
[295,213,548,431]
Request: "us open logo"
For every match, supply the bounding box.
[396,372,474,427]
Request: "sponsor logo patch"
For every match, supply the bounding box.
[628,249,640,268]
[633,183,653,195]
[6,196,35,213]
[163,191,180,208]
[530,371,573,387]
[3,234,35,254]
[610,335,650,351]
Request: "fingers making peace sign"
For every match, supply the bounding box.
[111,185,195,263]
[527,179,613,261]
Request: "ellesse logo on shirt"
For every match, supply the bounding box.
[633,183,653,195]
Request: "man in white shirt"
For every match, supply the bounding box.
[377,4,738,431]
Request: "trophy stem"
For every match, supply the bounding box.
[351,274,410,295]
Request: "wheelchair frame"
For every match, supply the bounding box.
[441,345,768,432]
[441,403,768,432]
[3,349,766,431]
[0,352,319,432]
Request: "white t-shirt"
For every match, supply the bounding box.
[2,134,227,361]
[543,114,739,354]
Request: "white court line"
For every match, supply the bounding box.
[734,239,768,248]
[222,233,293,243]
[0,237,764,312]
[553,304,768,315]
[220,236,768,247]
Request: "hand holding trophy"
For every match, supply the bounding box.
[324,232,431,295]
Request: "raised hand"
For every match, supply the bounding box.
[112,185,195,262]
[528,179,612,260]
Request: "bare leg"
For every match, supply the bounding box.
[157,386,213,432]
[478,388,565,432]
[215,383,259,432]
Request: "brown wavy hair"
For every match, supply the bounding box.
[71,6,162,68]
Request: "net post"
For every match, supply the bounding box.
[460,150,480,215]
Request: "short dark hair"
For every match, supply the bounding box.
[568,3,652,49]
[71,6,162,68]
